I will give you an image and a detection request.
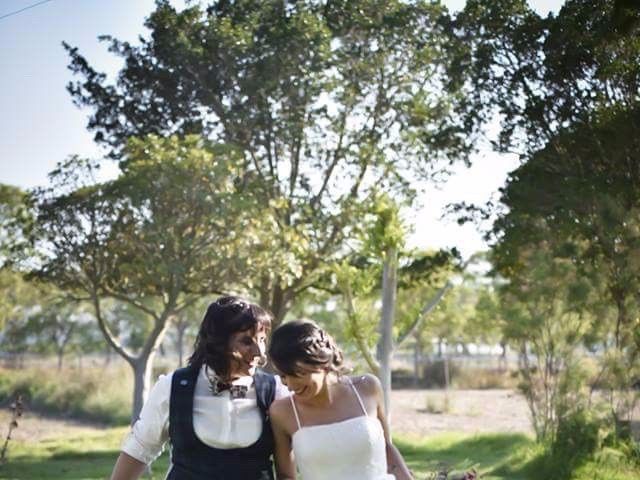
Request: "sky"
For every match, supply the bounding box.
[0,0,561,258]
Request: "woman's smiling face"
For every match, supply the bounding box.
[279,363,328,398]
[226,327,267,378]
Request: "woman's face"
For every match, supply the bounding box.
[226,327,267,378]
[279,363,328,399]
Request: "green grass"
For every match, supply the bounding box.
[397,432,640,480]
[398,432,537,479]
[1,428,638,480]
[0,427,170,480]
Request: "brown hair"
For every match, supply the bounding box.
[188,296,273,377]
[268,320,347,376]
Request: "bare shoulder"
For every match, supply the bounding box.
[348,373,381,397]
[269,396,298,437]
[269,396,292,422]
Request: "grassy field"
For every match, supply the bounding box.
[0,427,639,480]
[1,365,638,479]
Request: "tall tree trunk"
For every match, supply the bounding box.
[131,352,156,423]
[413,333,423,386]
[57,349,64,371]
[259,280,290,330]
[91,291,174,422]
[377,247,397,418]
[499,340,507,372]
[176,323,185,367]
[614,295,627,349]
[443,350,451,410]
[103,344,112,367]
[270,286,290,329]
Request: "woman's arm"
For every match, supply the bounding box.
[369,376,413,480]
[269,401,297,480]
[111,374,171,479]
[110,452,147,480]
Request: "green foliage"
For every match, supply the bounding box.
[15,134,269,419]
[0,367,131,425]
[450,0,640,155]
[363,193,407,256]
[497,247,594,441]
[547,409,603,478]
[0,183,32,267]
[62,0,472,323]
[0,271,35,348]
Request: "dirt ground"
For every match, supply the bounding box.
[390,389,533,437]
[0,409,110,443]
[0,389,533,443]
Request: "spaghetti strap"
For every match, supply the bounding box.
[347,377,368,416]
[289,395,302,429]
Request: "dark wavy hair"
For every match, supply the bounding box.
[268,320,347,377]
[188,296,273,378]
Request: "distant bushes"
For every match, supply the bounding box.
[392,360,518,390]
[0,366,132,425]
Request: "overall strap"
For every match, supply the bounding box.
[169,365,200,443]
[347,377,368,416]
[254,370,276,415]
[289,396,302,429]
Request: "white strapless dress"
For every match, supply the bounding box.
[289,379,395,480]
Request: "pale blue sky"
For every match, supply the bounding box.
[0,0,561,256]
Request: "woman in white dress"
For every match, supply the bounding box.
[268,320,413,480]
[109,296,289,480]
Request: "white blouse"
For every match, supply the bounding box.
[121,366,290,464]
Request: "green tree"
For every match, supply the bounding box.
[494,244,596,442]
[63,0,471,326]
[449,0,640,156]
[19,135,259,420]
[22,298,97,370]
[335,194,457,413]
[448,0,640,431]
[0,184,30,265]
[492,108,640,431]
[495,106,640,350]
[0,184,36,333]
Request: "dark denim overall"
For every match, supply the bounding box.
[166,366,276,480]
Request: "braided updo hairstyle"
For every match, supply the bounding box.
[188,296,273,378]
[268,320,348,376]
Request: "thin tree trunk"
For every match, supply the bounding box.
[176,323,185,367]
[377,247,397,419]
[443,349,450,410]
[413,334,423,387]
[103,344,112,367]
[131,353,155,423]
[57,349,64,370]
[270,286,290,330]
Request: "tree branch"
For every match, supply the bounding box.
[90,289,135,364]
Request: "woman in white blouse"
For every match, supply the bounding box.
[110,296,289,480]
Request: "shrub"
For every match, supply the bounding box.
[539,409,603,479]
[452,368,518,389]
[424,394,452,414]
[422,359,460,388]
